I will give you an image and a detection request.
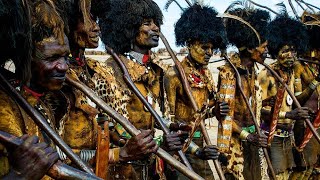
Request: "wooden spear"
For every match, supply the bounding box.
[247,0,280,15]
[103,46,193,171]
[0,72,94,175]
[288,0,300,20]
[223,55,277,180]
[160,32,226,180]
[298,58,320,65]
[0,130,102,180]
[298,0,320,11]
[66,75,204,180]
[254,61,320,144]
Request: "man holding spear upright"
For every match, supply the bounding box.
[258,14,314,179]
[164,4,229,180]
[94,0,195,179]
[217,7,271,180]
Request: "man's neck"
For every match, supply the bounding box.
[186,54,203,70]
[132,44,149,55]
[70,44,85,59]
[28,83,46,95]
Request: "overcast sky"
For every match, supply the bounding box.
[95,0,320,52]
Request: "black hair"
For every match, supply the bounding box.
[174,4,227,50]
[226,8,270,50]
[304,14,320,50]
[0,0,32,82]
[99,0,163,54]
[267,15,309,58]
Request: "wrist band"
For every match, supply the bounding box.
[309,80,319,90]
[278,111,287,119]
[109,148,120,163]
[239,130,250,140]
[187,142,200,155]
[169,114,175,121]
[80,150,96,162]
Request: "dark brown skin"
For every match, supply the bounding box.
[215,101,230,121]
[285,107,315,121]
[70,8,164,160]
[133,19,160,54]
[294,60,320,105]
[119,130,158,162]
[165,41,229,158]
[72,17,100,49]
[247,133,268,148]
[259,45,314,125]
[188,41,213,65]
[30,36,70,92]
[229,43,269,147]
[4,135,58,180]
[163,122,191,152]
[195,145,220,160]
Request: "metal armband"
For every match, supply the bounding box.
[186,141,200,155]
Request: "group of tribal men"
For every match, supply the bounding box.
[0,0,320,179]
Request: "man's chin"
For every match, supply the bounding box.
[46,83,64,91]
[87,41,99,49]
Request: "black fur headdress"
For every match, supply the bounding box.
[0,0,32,82]
[267,15,309,58]
[303,14,320,50]
[174,4,227,50]
[226,8,270,50]
[99,0,163,54]
[62,0,109,35]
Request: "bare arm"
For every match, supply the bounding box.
[164,68,182,117]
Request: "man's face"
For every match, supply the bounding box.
[73,15,100,48]
[31,35,70,91]
[135,19,160,49]
[251,41,269,63]
[278,45,297,68]
[189,41,213,65]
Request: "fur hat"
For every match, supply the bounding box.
[174,4,227,50]
[226,8,270,50]
[267,15,309,58]
[31,0,66,45]
[99,0,163,54]
[62,0,108,34]
[303,13,320,50]
[0,0,32,82]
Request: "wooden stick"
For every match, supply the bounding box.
[298,58,320,65]
[104,46,193,171]
[184,0,192,7]
[0,130,102,180]
[259,62,320,144]
[95,122,109,179]
[288,0,300,20]
[160,32,226,180]
[66,76,204,180]
[0,72,94,175]
[247,0,280,15]
[224,56,277,180]
[298,0,320,11]
[294,0,306,11]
